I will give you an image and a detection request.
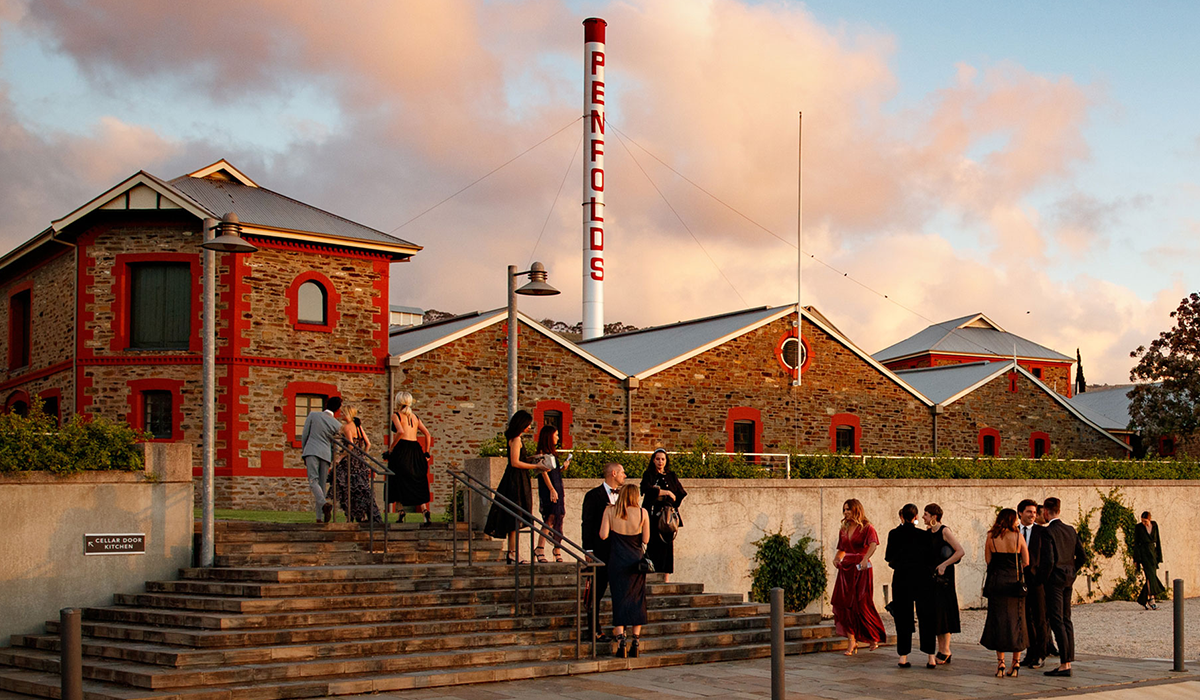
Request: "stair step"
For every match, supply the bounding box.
[142,576,700,598]
[178,563,663,584]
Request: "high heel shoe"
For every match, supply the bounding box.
[629,635,640,658]
[936,652,952,665]
[843,643,858,656]
[534,546,548,563]
[423,510,432,524]
[995,661,1005,678]
[553,548,564,562]
[615,634,627,659]
[1007,663,1020,678]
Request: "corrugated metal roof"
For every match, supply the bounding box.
[895,361,1010,405]
[388,309,502,357]
[873,314,1072,363]
[578,306,785,377]
[390,305,424,314]
[1067,385,1136,431]
[169,175,419,251]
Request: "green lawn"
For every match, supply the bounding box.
[195,508,437,524]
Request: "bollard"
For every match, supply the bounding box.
[60,608,82,700]
[771,587,785,700]
[1173,579,1185,673]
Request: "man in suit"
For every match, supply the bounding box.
[1038,497,1085,677]
[884,503,931,667]
[581,462,626,642]
[301,395,343,523]
[1017,499,1049,669]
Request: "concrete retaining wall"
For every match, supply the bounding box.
[0,444,193,644]
[547,478,1199,615]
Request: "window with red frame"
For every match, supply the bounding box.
[829,413,861,454]
[130,263,192,349]
[534,400,573,449]
[9,288,31,369]
[1009,374,1019,393]
[979,428,1000,456]
[1159,436,1176,457]
[297,280,328,325]
[142,390,174,440]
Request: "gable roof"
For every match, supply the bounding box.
[897,361,1130,450]
[387,308,626,379]
[577,304,933,405]
[1067,384,1136,432]
[873,313,1073,364]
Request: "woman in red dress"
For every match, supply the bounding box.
[832,498,887,655]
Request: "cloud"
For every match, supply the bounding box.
[0,0,1176,384]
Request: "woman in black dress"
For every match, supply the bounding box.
[534,425,571,563]
[640,449,687,582]
[980,508,1029,677]
[333,406,382,523]
[483,410,548,563]
[922,503,964,668]
[387,392,434,523]
[1132,511,1165,609]
[600,483,650,658]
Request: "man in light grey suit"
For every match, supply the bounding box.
[300,395,343,523]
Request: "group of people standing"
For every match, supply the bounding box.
[836,497,1167,678]
[299,392,436,524]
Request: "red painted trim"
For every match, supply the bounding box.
[126,377,185,441]
[112,253,202,353]
[829,413,861,454]
[245,235,394,261]
[75,356,385,373]
[219,363,252,474]
[283,381,340,448]
[0,359,72,392]
[372,259,390,364]
[38,387,62,425]
[774,330,812,377]
[251,449,305,477]
[1029,431,1050,458]
[7,280,34,370]
[3,389,30,413]
[534,399,574,449]
[583,17,607,43]
[1008,373,1019,393]
[76,228,98,368]
[726,406,763,456]
[1159,436,1177,457]
[285,271,341,333]
[979,427,1001,456]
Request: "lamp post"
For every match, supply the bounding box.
[198,213,257,567]
[507,262,559,419]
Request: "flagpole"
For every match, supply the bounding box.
[796,111,803,387]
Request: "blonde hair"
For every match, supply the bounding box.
[343,406,359,422]
[393,391,414,415]
[841,498,870,531]
[615,483,641,520]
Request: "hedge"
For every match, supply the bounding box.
[0,398,145,474]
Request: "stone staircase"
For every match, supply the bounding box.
[0,520,845,699]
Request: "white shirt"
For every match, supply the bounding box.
[1020,524,1033,545]
[603,481,618,505]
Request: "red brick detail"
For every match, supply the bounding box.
[1030,431,1050,458]
[725,406,763,454]
[3,389,30,413]
[830,413,861,454]
[222,249,252,356]
[372,259,390,364]
[1159,436,1177,457]
[38,387,62,424]
[220,363,251,475]
[283,381,340,448]
[111,253,202,353]
[534,399,574,449]
[0,359,72,393]
[126,377,185,441]
[1008,373,1018,393]
[256,450,303,477]
[979,427,1000,456]
[247,236,394,261]
[7,280,34,369]
[285,271,341,333]
[774,330,812,377]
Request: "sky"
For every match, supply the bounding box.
[1,0,1198,385]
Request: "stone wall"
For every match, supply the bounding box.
[937,370,1128,459]
[0,443,194,645]
[554,477,1198,615]
[0,247,75,413]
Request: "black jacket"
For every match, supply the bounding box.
[885,522,930,585]
[640,468,687,514]
[1021,523,1047,582]
[1037,519,1085,588]
[580,484,613,561]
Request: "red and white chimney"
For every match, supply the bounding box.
[582,17,606,340]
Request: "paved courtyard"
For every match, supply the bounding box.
[337,645,1198,700]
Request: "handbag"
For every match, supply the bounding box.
[982,551,1028,598]
[637,551,656,574]
[657,505,681,540]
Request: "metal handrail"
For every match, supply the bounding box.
[331,435,394,554]
[447,469,602,659]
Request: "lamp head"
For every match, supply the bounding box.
[201,212,258,253]
[515,261,560,296]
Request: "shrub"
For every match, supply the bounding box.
[749,530,826,612]
[0,397,145,474]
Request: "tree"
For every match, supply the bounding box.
[1128,293,1200,447]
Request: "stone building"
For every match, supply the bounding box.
[0,160,420,509]
[874,313,1077,397]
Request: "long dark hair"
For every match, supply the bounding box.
[537,424,558,457]
[989,508,1018,539]
[505,410,533,440]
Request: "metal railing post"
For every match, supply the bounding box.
[451,478,459,566]
[529,525,536,616]
[1174,578,1185,672]
[770,588,785,700]
[60,608,82,700]
[575,562,582,659]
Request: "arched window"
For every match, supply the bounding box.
[1030,432,1051,459]
[829,413,861,454]
[287,272,340,332]
[775,331,812,375]
[979,428,1000,457]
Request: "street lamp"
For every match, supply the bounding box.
[198,213,257,567]
[507,262,559,418]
